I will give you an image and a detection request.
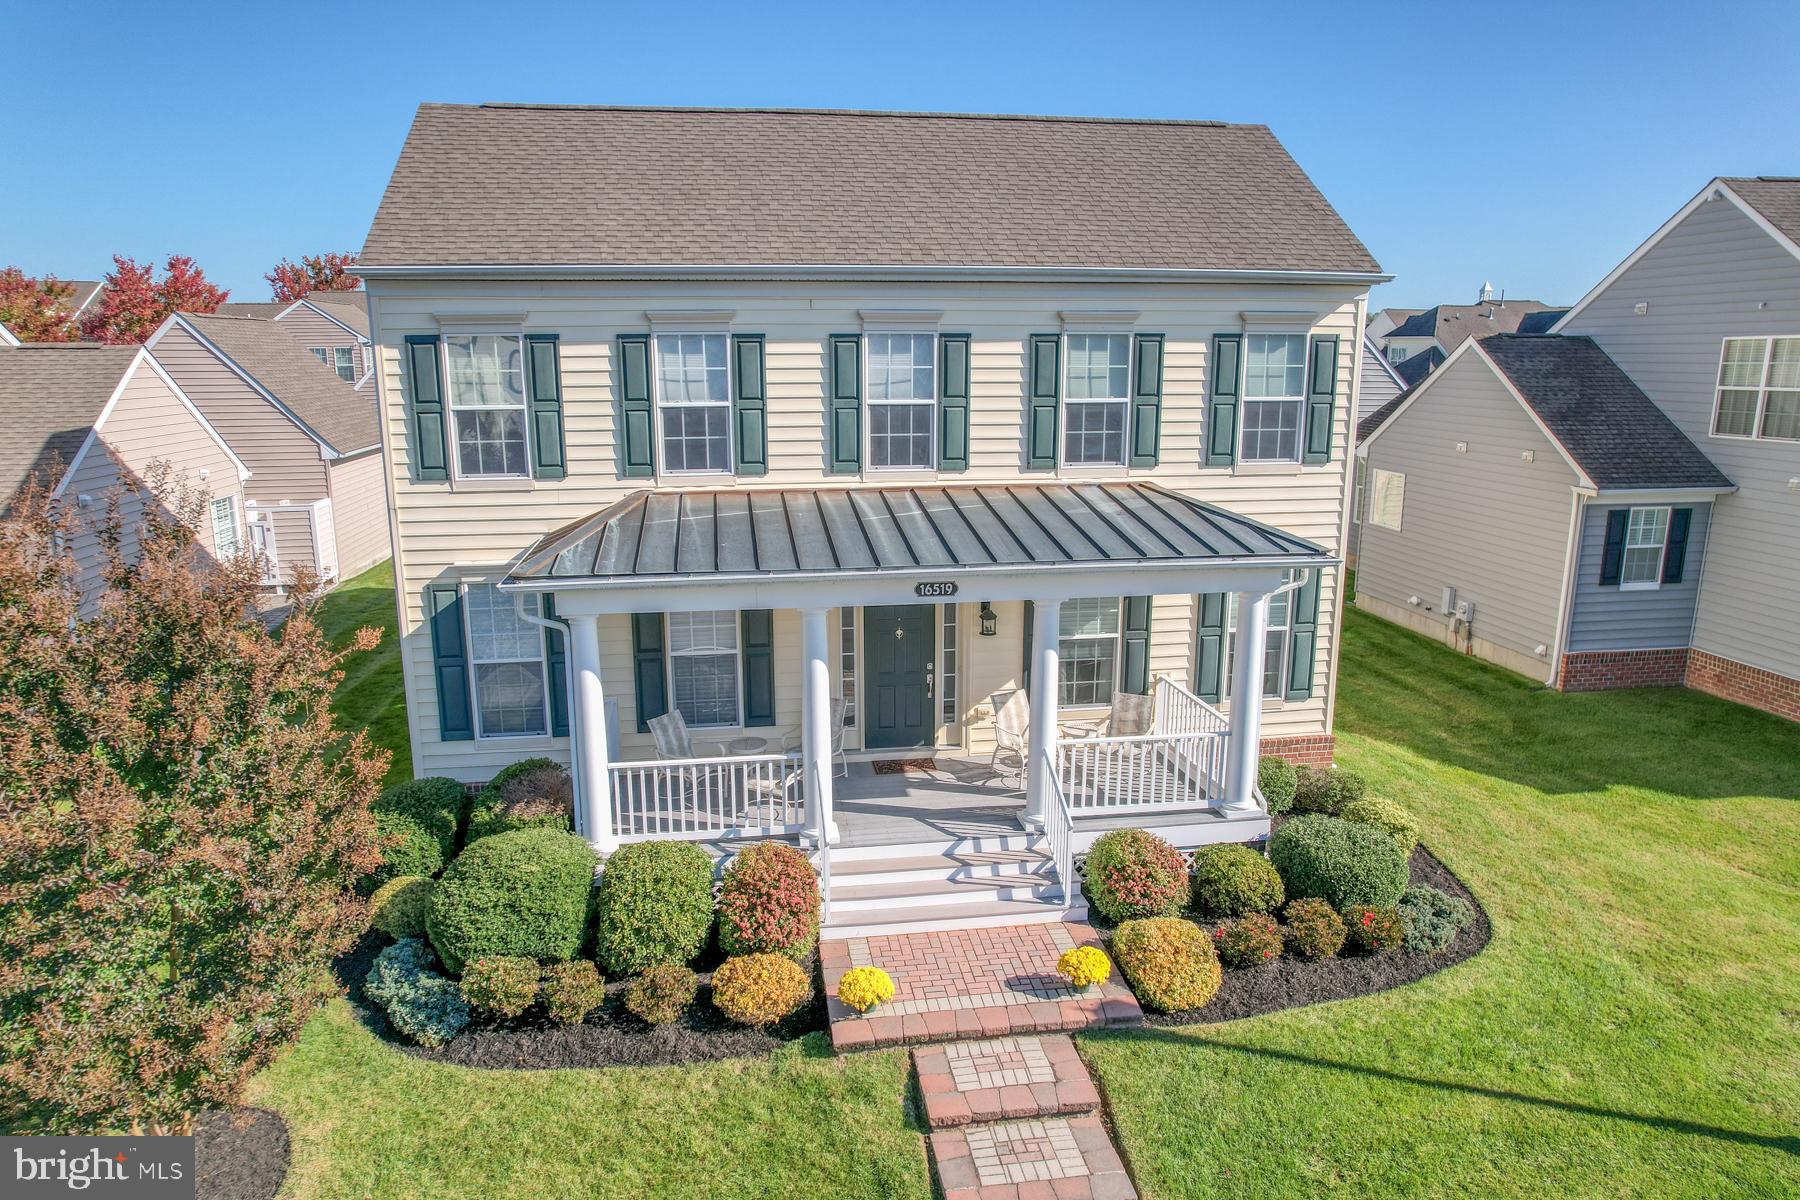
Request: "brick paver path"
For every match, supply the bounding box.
[915,1035,1101,1127]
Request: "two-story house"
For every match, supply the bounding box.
[219,293,376,393]
[361,104,1385,934]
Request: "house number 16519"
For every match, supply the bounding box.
[914,581,958,597]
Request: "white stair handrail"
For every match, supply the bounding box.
[1041,747,1076,912]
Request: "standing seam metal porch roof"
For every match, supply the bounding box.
[506,483,1331,585]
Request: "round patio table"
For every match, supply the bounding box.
[726,735,768,755]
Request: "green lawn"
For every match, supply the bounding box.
[312,560,410,785]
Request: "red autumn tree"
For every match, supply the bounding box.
[0,267,79,342]
[266,252,362,302]
[80,254,228,345]
[0,464,386,1133]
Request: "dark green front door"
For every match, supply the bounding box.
[863,605,935,749]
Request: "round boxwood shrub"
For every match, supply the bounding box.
[1111,918,1220,1013]
[369,875,434,939]
[426,828,599,975]
[364,938,470,1047]
[542,961,606,1024]
[475,757,560,809]
[594,840,715,975]
[467,763,573,843]
[459,955,541,1017]
[1258,756,1299,815]
[716,843,821,961]
[1082,830,1188,923]
[1396,885,1475,954]
[1212,913,1284,968]
[626,963,699,1025]
[374,810,445,883]
[1343,904,1406,953]
[1268,814,1408,911]
[712,954,811,1026]
[1190,844,1285,918]
[1341,797,1419,857]
[373,777,466,859]
[1282,897,1347,959]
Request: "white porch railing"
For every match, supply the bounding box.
[1151,675,1231,738]
[1042,748,1075,911]
[608,752,806,842]
[1054,678,1231,815]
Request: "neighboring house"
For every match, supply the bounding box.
[218,293,375,391]
[147,312,388,591]
[1391,346,1444,389]
[1382,288,1563,364]
[1365,306,1423,346]
[0,341,251,601]
[1346,335,1407,567]
[360,103,1385,933]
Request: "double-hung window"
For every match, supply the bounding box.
[1062,333,1130,466]
[1620,506,1670,590]
[463,582,548,737]
[1714,336,1800,440]
[655,333,732,474]
[311,346,356,382]
[445,334,529,478]
[1388,346,1409,364]
[1239,333,1307,463]
[209,496,239,557]
[667,611,740,727]
[1224,577,1293,701]
[1368,468,1405,530]
[866,332,935,469]
[1058,598,1121,707]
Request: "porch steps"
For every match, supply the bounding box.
[822,840,1084,938]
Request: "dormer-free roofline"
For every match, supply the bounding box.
[355,262,1392,285]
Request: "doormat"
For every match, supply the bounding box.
[871,758,937,775]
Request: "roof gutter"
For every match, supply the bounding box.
[356,262,1392,286]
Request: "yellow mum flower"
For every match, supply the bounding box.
[1057,945,1111,990]
[836,966,896,1014]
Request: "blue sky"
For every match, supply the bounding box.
[6,1,1797,310]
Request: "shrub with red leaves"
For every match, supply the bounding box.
[1212,913,1284,968]
[715,842,821,961]
[1082,829,1188,923]
[1342,904,1406,953]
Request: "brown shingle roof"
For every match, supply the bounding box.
[175,314,379,454]
[362,104,1382,275]
[300,292,370,338]
[1722,177,1800,246]
[0,344,138,496]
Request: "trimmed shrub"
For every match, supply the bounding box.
[835,966,896,1015]
[626,963,699,1025]
[369,875,434,939]
[1111,918,1221,1013]
[1282,897,1347,959]
[1289,766,1368,817]
[542,961,607,1024]
[1268,814,1408,911]
[475,758,559,809]
[374,810,445,883]
[426,828,599,975]
[1212,913,1284,968]
[1341,797,1419,857]
[594,840,716,975]
[716,843,821,961]
[1258,756,1299,815]
[373,777,465,860]
[1343,904,1406,953]
[459,956,541,1018]
[1191,844,1285,918]
[1082,830,1188,923]
[1397,885,1475,954]
[467,764,573,843]
[364,938,470,1047]
[712,954,811,1027]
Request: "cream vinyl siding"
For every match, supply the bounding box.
[1559,194,1800,681]
[325,450,392,578]
[369,281,1360,782]
[1355,350,1580,680]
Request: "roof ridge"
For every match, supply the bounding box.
[451,102,1253,130]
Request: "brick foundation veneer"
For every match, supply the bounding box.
[1259,734,1335,768]
[1558,648,1690,693]
[1685,649,1800,723]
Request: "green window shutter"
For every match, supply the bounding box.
[406,335,448,482]
[631,613,668,732]
[1021,599,1034,689]
[1302,335,1339,465]
[1285,571,1322,701]
[938,334,971,472]
[732,335,768,476]
[1599,509,1629,585]
[1128,334,1164,468]
[1662,508,1693,584]
[425,583,473,740]
[616,334,655,478]
[526,333,566,480]
[1121,596,1152,694]
[542,594,569,738]
[828,334,862,474]
[1206,334,1241,467]
[1193,592,1227,703]
[741,609,776,726]
[1026,335,1060,470]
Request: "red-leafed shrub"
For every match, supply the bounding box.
[715,843,821,961]
[1212,914,1284,968]
[1343,904,1406,953]
[1082,830,1188,923]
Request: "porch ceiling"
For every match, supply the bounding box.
[505,482,1330,586]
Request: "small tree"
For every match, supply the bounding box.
[0,267,79,341]
[80,254,228,345]
[266,252,362,302]
[0,465,386,1133]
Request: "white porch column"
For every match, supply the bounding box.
[1223,589,1271,815]
[567,614,616,855]
[1024,598,1062,828]
[800,607,839,846]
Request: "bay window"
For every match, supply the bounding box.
[1062,333,1130,466]
[866,332,935,469]
[463,582,548,737]
[445,334,529,478]
[1240,333,1306,463]
[656,332,732,473]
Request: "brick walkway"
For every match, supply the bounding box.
[822,921,1142,1051]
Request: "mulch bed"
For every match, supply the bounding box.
[194,1106,288,1200]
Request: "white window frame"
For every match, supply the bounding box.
[665,610,743,729]
[863,331,938,472]
[1057,597,1122,709]
[653,331,735,477]
[331,345,355,382]
[209,495,239,557]
[443,332,531,481]
[1059,332,1132,469]
[1712,335,1800,442]
[1619,506,1671,592]
[461,581,550,740]
[1388,346,1409,363]
[1223,574,1295,702]
[1369,468,1405,531]
[1238,332,1308,465]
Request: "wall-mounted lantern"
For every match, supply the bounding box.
[978,601,998,637]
